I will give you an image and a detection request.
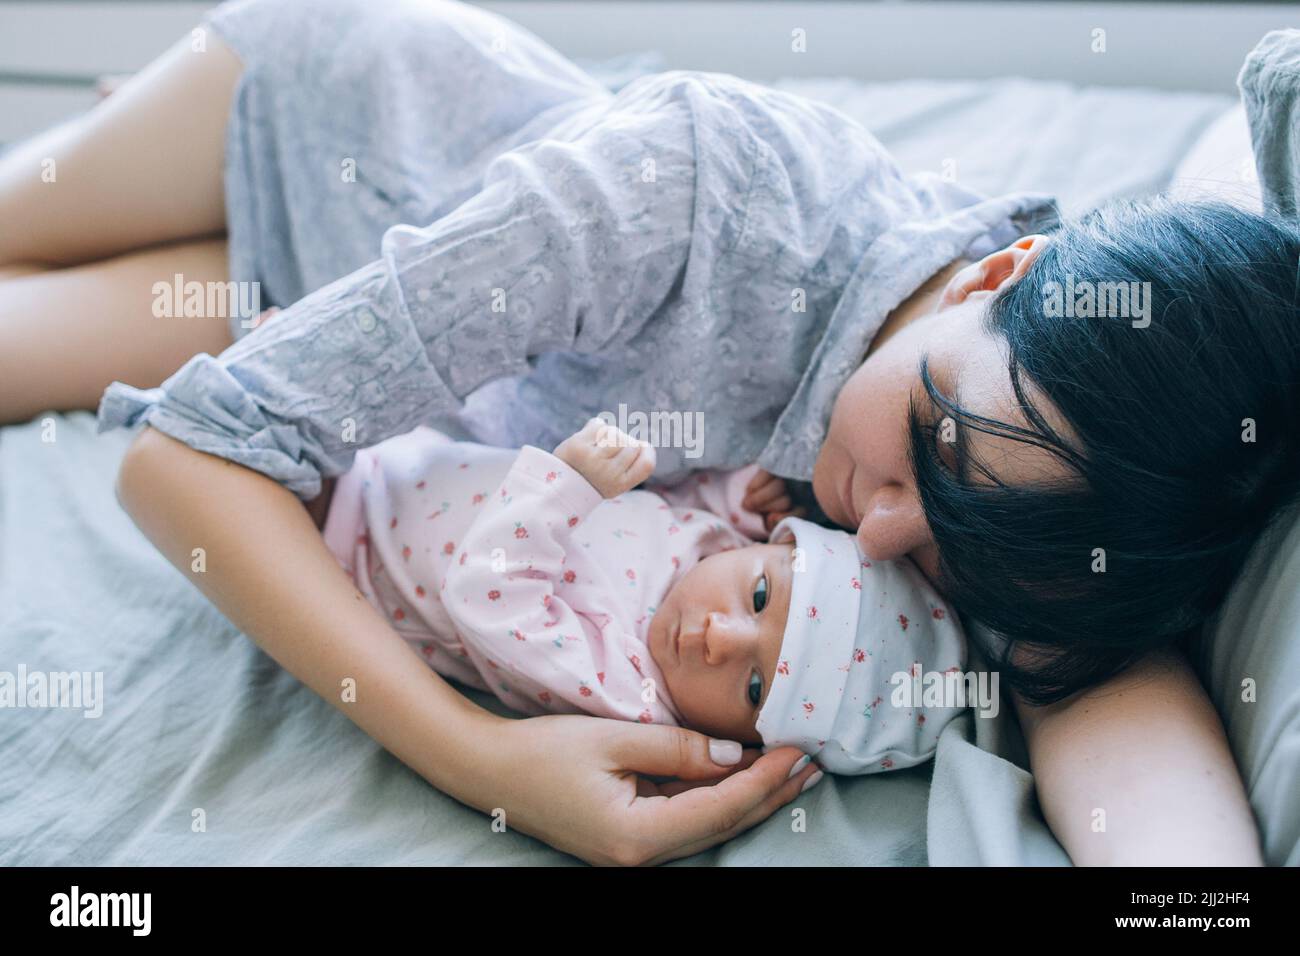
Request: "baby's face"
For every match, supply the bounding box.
[648,543,794,744]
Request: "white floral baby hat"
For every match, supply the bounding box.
[756,516,968,774]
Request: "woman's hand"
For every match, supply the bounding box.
[485,713,821,866]
[741,468,804,533]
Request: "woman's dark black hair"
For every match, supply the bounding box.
[909,196,1300,706]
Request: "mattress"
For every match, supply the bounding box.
[774,75,1232,215]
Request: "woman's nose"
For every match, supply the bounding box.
[855,484,932,562]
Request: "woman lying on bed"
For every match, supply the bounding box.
[1,0,1290,865]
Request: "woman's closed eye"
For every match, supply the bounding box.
[934,418,961,473]
[915,354,970,481]
[910,399,970,486]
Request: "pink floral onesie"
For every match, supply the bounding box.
[322,426,766,723]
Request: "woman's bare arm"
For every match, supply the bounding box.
[114,426,819,865]
[1013,647,1263,865]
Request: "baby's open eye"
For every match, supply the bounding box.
[747,670,763,708]
[752,574,769,613]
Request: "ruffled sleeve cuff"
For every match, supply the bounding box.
[96,258,462,501]
[96,355,329,500]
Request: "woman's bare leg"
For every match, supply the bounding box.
[0,28,244,423]
[0,31,242,268]
[0,238,233,423]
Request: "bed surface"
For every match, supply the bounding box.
[0,75,1241,865]
[775,75,1231,216]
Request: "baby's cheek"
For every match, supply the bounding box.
[670,675,735,739]
[646,603,668,668]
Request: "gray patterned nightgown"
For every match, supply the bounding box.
[96,0,1057,499]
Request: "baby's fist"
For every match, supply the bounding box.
[742,468,805,533]
[554,418,657,499]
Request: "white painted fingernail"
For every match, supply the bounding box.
[799,770,825,793]
[786,754,812,779]
[709,739,743,765]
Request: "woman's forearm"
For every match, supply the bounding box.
[114,426,508,813]
[1013,647,1263,865]
[112,427,828,864]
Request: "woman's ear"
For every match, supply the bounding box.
[938,234,1051,308]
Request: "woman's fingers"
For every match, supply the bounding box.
[490,715,820,866]
[638,747,765,797]
[608,724,747,779]
[604,724,822,864]
[631,748,823,865]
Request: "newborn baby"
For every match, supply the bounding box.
[322,420,966,773]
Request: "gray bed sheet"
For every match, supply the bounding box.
[775,76,1231,216]
[0,76,1233,866]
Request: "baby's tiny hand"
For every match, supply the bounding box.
[554,418,657,499]
[742,468,806,533]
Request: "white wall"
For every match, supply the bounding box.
[481,1,1296,92]
[1,1,1294,142]
[0,1,213,141]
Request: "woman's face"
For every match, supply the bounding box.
[812,235,1072,593]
